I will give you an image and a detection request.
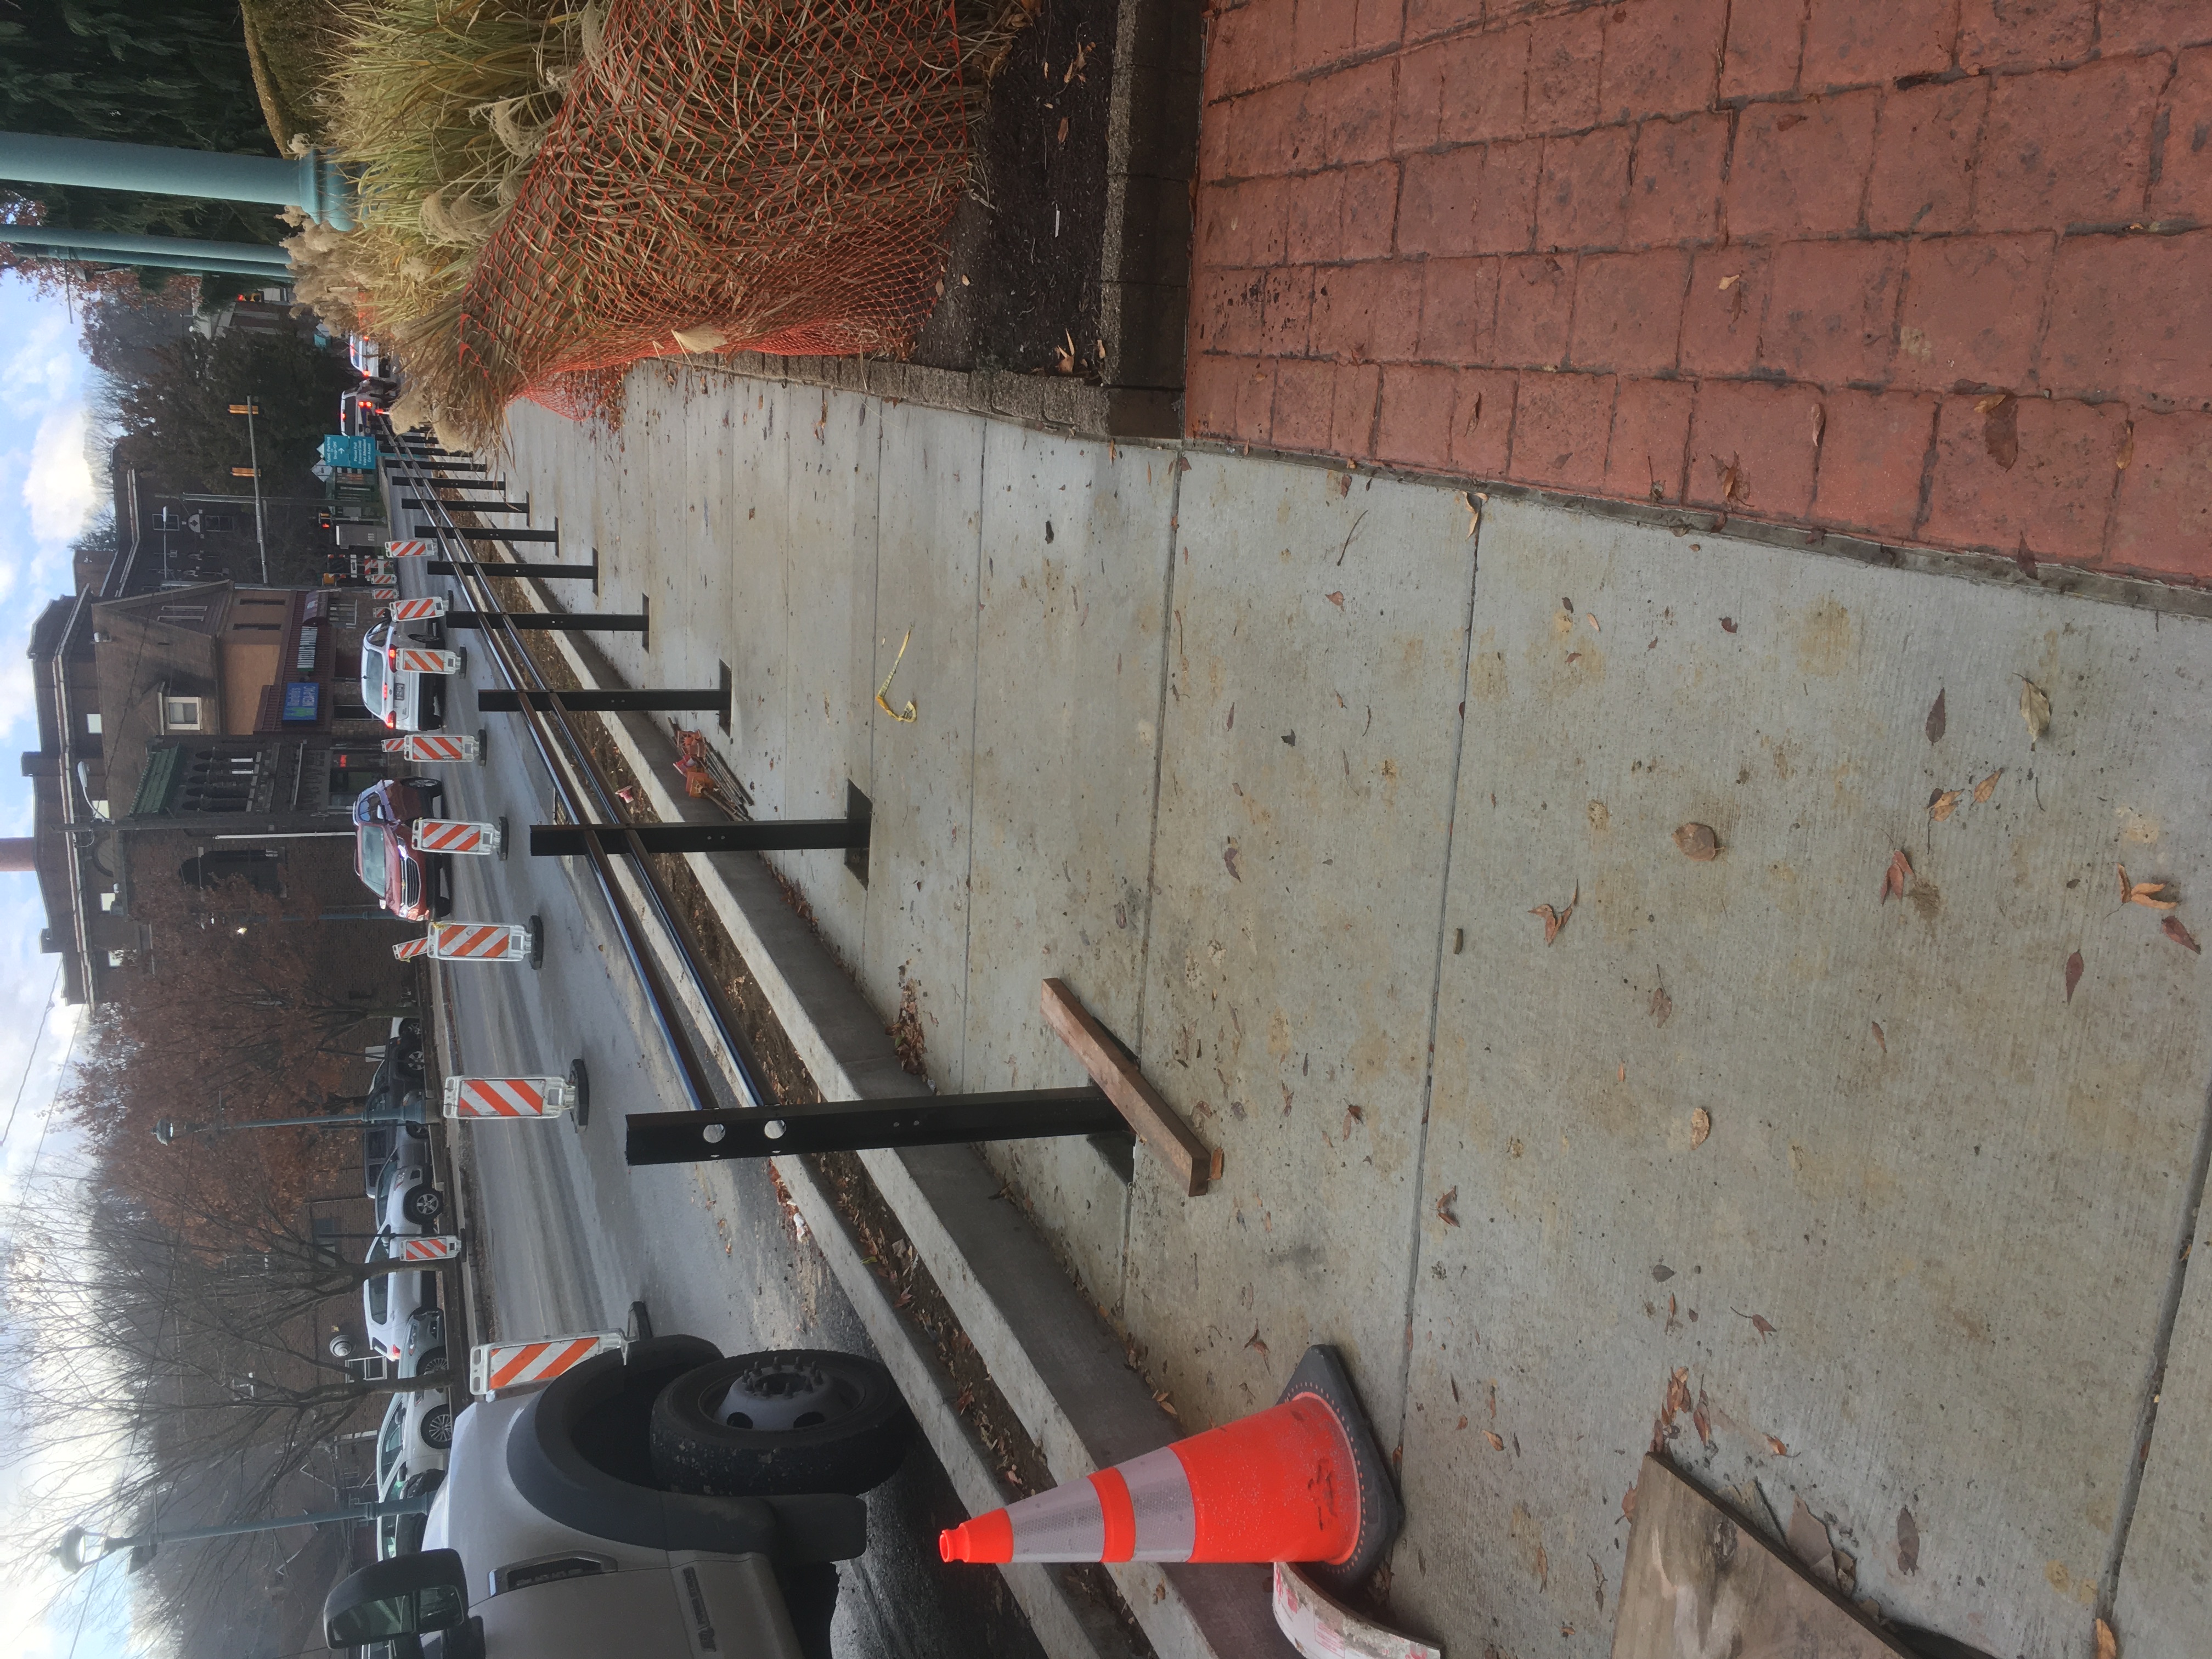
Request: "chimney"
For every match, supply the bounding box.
[0,839,37,873]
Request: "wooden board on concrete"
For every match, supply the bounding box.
[1614,1457,1914,1659]
[1042,977,1220,1195]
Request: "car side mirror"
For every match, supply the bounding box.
[324,1547,469,1650]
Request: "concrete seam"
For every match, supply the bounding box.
[2095,1066,2212,1621]
[1125,445,1187,1317]
[954,424,988,1094]
[1385,507,1485,1477]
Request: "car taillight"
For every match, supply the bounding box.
[383,710,396,729]
[387,644,397,667]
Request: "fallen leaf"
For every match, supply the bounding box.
[1244,1328,1268,1358]
[2165,916,2203,955]
[1981,393,2019,470]
[1223,842,1242,882]
[1717,273,1741,291]
[1324,590,1345,608]
[1457,1415,1469,1430]
[1056,115,1069,143]
[1484,1430,1505,1451]
[1585,613,1600,632]
[1871,1021,1886,1053]
[1925,687,1946,744]
[2119,862,2132,903]
[1752,1315,1776,1339]
[2128,879,2179,911]
[1897,1507,1920,1575]
[1664,1368,1692,1421]
[1054,330,1077,374]
[1436,1187,1462,1227]
[1929,788,1963,822]
[1618,1063,1627,1082]
[1765,1434,1788,1456]
[1650,985,1673,1025]
[1973,768,2002,803]
[2020,678,2052,740]
[1653,1263,1675,1282]
[2117,421,2136,471]
[2096,1617,2119,1659]
[1531,904,1564,943]
[1720,617,1738,633]
[2066,950,2085,1001]
[1693,1401,1712,1448]
[1674,822,1720,861]
[1717,454,1746,503]
[1690,1108,1711,1149]
[1459,490,1481,537]
[1881,848,1912,903]
[1622,1486,1638,1520]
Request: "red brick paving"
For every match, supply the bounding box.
[1186,0,2212,584]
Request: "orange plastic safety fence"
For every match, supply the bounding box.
[460,0,1003,429]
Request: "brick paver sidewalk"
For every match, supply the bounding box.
[1187,0,2212,584]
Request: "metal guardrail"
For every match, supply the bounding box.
[370,415,767,1118]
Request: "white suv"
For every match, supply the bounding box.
[362,612,461,733]
[323,1339,912,1659]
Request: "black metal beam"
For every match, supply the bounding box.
[426,560,594,580]
[402,498,525,514]
[625,1088,1129,1165]
[478,687,729,714]
[531,819,867,856]
[415,524,559,543]
[445,611,647,634]
[384,458,486,471]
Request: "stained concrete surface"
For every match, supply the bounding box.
[498,369,2212,1659]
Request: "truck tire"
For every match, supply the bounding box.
[648,1350,911,1498]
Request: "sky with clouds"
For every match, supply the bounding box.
[0,273,140,1659]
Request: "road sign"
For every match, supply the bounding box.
[470,1331,625,1397]
[442,1073,575,1119]
[389,596,448,622]
[399,1235,462,1262]
[385,540,434,558]
[381,732,481,764]
[428,918,538,965]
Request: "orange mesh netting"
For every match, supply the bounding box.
[457,0,1012,431]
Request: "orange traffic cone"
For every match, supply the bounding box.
[939,1346,1401,1596]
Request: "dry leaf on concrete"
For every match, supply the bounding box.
[1674,822,1720,860]
[1881,848,1912,902]
[1664,1368,1692,1421]
[1244,1328,1268,1358]
[1765,1434,1788,1456]
[1980,393,2020,470]
[2097,1617,2119,1659]
[1717,273,1741,290]
[1622,1485,1638,1520]
[1650,984,1673,1025]
[2066,950,2086,1002]
[1530,884,1578,945]
[1929,789,1963,822]
[2165,916,2203,955]
[1694,1396,1713,1449]
[1897,1507,1920,1575]
[1436,1186,1462,1227]
[1720,617,1738,633]
[1324,590,1345,608]
[2128,878,2179,911]
[1223,842,1242,882]
[1690,1108,1712,1148]
[1973,768,2002,803]
[1925,687,1946,743]
[2020,678,2052,740]
[2119,862,2133,902]
[1871,1021,1886,1053]
[1586,613,1600,631]
[1485,1430,1505,1451]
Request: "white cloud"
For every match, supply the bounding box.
[1,311,78,408]
[24,407,97,546]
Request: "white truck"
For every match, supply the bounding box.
[362,604,463,733]
[321,1338,911,1659]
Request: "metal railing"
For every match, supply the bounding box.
[370,415,766,1116]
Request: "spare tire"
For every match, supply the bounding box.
[648,1350,911,1498]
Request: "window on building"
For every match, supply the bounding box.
[83,713,100,734]
[163,697,203,732]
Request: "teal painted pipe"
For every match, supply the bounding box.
[15,246,290,278]
[0,132,353,231]
[0,227,292,269]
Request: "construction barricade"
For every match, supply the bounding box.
[385,539,435,558]
[388,595,449,623]
[442,1066,585,1121]
[470,1330,626,1398]
[425,917,541,967]
[411,817,505,858]
[382,732,483,764]
[392,936,432,961]
[399,1235,464,1263]
[392,644,462,675]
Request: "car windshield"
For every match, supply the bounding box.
[366,1234,391,1323]
[377,1395,405,1488]
[358,826,387,894]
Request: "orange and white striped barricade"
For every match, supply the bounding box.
[392,644,463,675]
[384,539,435,559]
[399,1234,463,1263]
[363,557,396,584]
[388,595,449,623]
[428,917,541,968]
[392,934,433,961]
[411,816,505,859]
[442,1064,585,1122]
[470,1330,626,1399]
[381,732,482,764]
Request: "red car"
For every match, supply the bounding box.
[354,778,452,922]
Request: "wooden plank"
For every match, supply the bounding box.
[1041,978,1221,1197]
[1613,1456,1917,1659]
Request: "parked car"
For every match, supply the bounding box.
[324,1339,913,1659]
[355,780,452,923]
[361,611,461,733]
[363,1144,444,1365]
[374,1381,453,1561]
[362,1019,430,1198]
[363,1229,443,1370]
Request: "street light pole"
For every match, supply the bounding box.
[238,396,270,584]
[155,1097,423,1142]
[53,1498,431,1572]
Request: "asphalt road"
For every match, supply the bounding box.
[391,558,1044,1659]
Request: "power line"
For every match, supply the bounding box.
[0,963,68,1152]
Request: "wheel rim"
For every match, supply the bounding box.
[710,1359,860,1432]
[424,1408,451,1446]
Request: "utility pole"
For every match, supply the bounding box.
[52,1498,432,1572]
[232,400,269,583]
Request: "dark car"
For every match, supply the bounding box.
[354,778,450,922]
[362,1018,430,1197]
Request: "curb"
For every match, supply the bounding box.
[492,570,1289,1659]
